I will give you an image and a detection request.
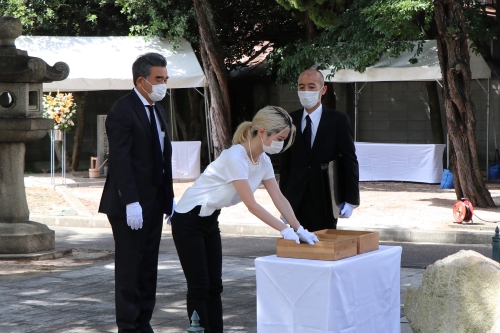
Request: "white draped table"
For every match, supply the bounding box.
[171,141,201,179]
[355,142,446,183]
[255,245,402,333]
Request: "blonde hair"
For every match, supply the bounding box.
[232,106,296,152]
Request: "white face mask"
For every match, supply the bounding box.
[143,78,167,102]
[297,90,322,109]
[262,137,284,155]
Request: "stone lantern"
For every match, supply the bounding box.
[0,14,69,255]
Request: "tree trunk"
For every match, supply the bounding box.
[71,91,87,172]
[434,0,494,207]
[426,81,444,144]
[193,0,231,158]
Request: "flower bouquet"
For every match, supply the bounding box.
[42,90,77,132]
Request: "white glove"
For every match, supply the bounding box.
[280,215,289,224]
[339,202,356,219]
[280,227,300,244]
[126,202,143,230]
[165,198,177,225]
[295,226,319,245]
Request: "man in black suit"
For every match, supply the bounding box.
[279,68,359,232]
[99,52,174,333]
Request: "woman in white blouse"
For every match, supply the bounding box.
[171,106,319,333]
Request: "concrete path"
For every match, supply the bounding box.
[1,227,423,333]
[10,173,499,332]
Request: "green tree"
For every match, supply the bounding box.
[1,0,129,36]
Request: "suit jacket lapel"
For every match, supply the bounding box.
[130,90,154,144]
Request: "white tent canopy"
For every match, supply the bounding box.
[15,36,207,91]
[320,40,490,82]
[16,36,213,162]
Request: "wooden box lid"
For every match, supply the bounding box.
[314,229,379,254]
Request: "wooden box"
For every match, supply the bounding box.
[314,229,379,254]
[276,236,357,261]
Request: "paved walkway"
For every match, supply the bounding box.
[3,173,498,332]
[1,227,422,333]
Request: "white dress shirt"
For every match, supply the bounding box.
[134,88,165,153]
[301,104,323,148]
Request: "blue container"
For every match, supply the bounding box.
[489,163,500,180]
[489,149,500,180]
[440,169,454,189]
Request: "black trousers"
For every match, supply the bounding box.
[108,188,164,333]
[295,184,337,232]
[171,206,223,333]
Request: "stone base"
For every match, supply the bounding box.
[0,248,71,260]
[0,221,55,254]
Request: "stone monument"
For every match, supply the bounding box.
[0,14,69,254]
[405,250,500,333]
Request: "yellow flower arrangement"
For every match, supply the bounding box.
[43,90,77,132]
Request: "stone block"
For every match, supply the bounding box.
[405,250,500,333]
[372,120,390,131]
[0,221,54,254]
[408,120,426,131]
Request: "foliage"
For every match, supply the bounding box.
[271,0,496,87]
[43,91,77,132]
[0,0,129,36]
[118,0,306,72]
[276,0,353,28]
[116,0,196,45]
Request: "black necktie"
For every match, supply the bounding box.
[303,115,312,152]
[146,105,164,186]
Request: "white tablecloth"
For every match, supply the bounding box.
[355,142,446,183]
[255,245,402,333]
[171,141,201,179]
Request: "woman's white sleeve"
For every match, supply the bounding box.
[262,157,276,180]
[224,151,248,183]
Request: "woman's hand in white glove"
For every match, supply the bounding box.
[280,227,300,244]
[295,226,319,245]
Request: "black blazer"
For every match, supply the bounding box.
[279,106,360,216]
[99,89,174,218]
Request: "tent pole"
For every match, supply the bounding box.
[446,134,449,169]
[169,89,175,140]
[204,89,212,163]
[487,78,490,180]
[354,82,358,142]
[476,78,490,180]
